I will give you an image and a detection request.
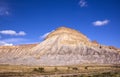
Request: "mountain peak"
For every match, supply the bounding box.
[46,27,90,44]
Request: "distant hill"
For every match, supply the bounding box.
[0,27,120,66]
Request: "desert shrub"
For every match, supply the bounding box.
[72,67,78,70]
[33,67,44,73]
[33,68,38,71]
[67,67,70,71]
[79,75,84,77]
[85,66,88,70]
[99,46,102,49]
[113,65,120,68]
[54,67,58,72]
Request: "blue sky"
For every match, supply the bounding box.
[0,0,120,48]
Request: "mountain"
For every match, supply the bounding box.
[0,27,120,66]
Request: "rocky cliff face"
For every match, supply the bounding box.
[0,27,120,66]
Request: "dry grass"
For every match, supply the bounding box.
[0,64,120,77]
[0,65,33,72]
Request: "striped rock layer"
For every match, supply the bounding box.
[0,27,120,66]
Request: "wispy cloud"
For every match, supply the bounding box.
[0,30,26,36]
[79,0,87,7]
[2,38,27,43]
[0,7,9,16]
[40,30,54,39]
[0,38,27,46]
[0,0,10,16]
[93,20,109,26]
[41,32,50,39]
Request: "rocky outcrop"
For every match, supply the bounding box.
[0,27,120,66]
[92,40,99,45]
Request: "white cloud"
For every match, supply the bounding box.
[0,41,13,46]
[18,31,26,36]
[79,0,87,7]
[0,30,26,36]
[40,30,54,39]
[93,20,109,26]
[0,30,16,35]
